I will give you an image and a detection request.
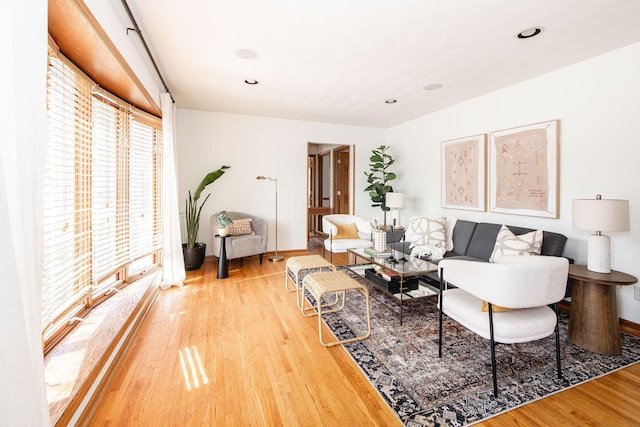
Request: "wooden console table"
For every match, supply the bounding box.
[567,264,637,355]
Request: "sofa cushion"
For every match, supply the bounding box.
[489,225,543,263]
[407,216,447,248]
[324,237,372,253]
[229,234,263,259]
[465,223,502,260]
[449,220,478,257]
[540,231,568,257]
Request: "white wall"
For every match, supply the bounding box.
[175,43,640,323]
[175,110,386,255]
[386,42,640,323]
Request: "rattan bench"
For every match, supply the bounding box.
[301,271,371,347]
[285,255,337,310]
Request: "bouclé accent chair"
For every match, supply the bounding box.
[438,255,569,397]
[322,214,372,263]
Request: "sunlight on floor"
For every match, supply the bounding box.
[179,345,209,391]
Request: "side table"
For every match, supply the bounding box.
[567,264,637,355]
[385,226,405,244]
[215,235,229,279]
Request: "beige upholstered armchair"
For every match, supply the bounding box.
[211,211,268,263]
[438,255,569,397]
[322,214,373,262]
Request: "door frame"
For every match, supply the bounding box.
[307,143,355,246]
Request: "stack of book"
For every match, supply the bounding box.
[380,270,398,281]
[364,247,391,257]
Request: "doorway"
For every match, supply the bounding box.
[307,143,354,247]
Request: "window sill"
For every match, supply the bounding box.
[45,270,161,425]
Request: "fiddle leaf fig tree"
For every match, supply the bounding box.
[185,165,230,249]
[364,145,396,226]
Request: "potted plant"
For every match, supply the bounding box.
[364,145,396,227]
[183,165,230,270]
[215,210,233,236]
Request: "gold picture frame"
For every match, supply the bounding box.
[441,134,487,211]
[488,120,560,218]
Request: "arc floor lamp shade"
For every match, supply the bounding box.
[572,195,629,273]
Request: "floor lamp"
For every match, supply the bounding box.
[256,176,284,262]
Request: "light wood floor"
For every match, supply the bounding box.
[84,240,640,426]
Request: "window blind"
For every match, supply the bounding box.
[43,53,94,330]
[43,46,162,347]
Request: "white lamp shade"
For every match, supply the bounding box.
[573,196,629,273]
[572,198,629,232]
[386,192,406,209]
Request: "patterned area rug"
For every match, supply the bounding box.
[301,268,640,426]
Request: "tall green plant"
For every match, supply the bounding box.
[185,165,230,248]
[364,145,396,226]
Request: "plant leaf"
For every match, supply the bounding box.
[193,165,230,201]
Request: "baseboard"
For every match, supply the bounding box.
[55,273,160,426]
[208,250,312,260]
[621,319,640,338]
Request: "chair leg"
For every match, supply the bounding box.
[329,235,333,263]
[488,303,498,398]
[259,253,263,264]
[553,302,562,379]
[438,268,444,358]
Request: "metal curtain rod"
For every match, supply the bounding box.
[121,0,175,103]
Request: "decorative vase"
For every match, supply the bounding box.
[218,227,230,237]
[373,230,387,252]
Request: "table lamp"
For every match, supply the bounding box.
[572,194,629,273]
[385,192,406,227]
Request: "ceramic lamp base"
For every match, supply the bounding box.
[587,233,611,273]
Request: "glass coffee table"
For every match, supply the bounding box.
[347,247,438,325]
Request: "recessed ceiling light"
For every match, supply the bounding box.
[244,79,259,85]
[385,99,397,104]
[517,27,544,39]
[235,49,258,59]
[424,83,443,91]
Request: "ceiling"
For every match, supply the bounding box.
[126,0,640,128]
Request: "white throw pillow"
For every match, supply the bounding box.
[489,225,543,263]
[407,217,447,248]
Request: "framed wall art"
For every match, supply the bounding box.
[488,120,559,218]
[441,134,486,211]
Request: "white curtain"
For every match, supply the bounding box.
[160,92,186,289]
[0,0,50,425]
